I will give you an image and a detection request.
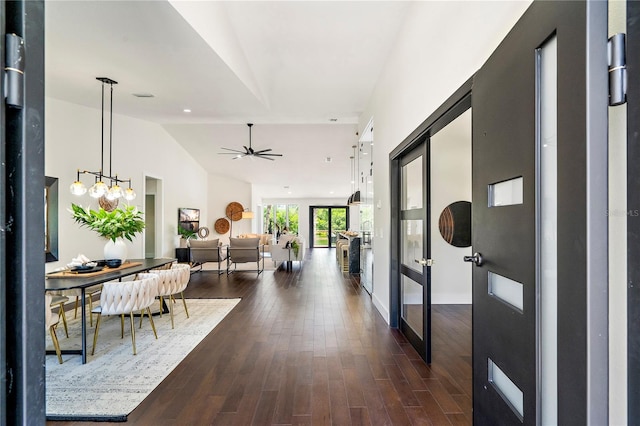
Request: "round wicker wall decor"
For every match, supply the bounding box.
[214,218,230,234]
[225,202,244,221]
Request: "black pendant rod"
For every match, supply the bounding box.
[100,80,105,179]
[109,82,113,178]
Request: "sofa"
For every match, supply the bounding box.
[237,233,274,253]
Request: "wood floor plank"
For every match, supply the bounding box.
[47,250,472,426]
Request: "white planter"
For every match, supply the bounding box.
[104,238,127,261]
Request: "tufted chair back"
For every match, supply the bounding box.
[170,263,191,293]
[146,265,191,329]
[98,275,159,316]
[147,268,182,298]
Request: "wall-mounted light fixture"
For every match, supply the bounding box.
[69,77,136,204]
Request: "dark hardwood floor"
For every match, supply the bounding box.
[50,249,471,425]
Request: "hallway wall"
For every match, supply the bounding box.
[357,1,532,320]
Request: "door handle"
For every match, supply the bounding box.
[415,258,434,267]
[463,252,483,266]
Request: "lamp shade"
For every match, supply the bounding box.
[242,211,254,219]
[347,194,353,205]
[351,190,361,204]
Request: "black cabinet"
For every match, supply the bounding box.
[175,247,190,263]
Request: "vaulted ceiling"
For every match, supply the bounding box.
[45,1,411,198]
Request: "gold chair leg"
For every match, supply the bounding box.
[158,296,164,317]
[180,292,189,318]
[130,312,137,355]
[91,314,102,356]
[146,307,158,339]
[139,309,144,329]
[169,295,175,329]
[49,325,63,364]
[121,314,125,339]
[58,302,69,338]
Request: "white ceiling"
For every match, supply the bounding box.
[45,1,411,199]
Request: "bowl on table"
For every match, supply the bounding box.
[105,259,122,269]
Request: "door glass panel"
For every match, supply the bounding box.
[538,35,558,425]
[313,208,329,247]
[401,275,423,339]
[488,271,524,312]
[402,157,423,209]
[401,219,423,272]
[488,358,524,419]
[488,177,523,206]
[330,208,347,246]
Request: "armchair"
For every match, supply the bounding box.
[189,239,227,274]
[227,237,264,275]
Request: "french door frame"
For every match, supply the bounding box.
[628,0,640,420]
[2,0,47,422]
[308,206,350,248]
[389,79,473,357]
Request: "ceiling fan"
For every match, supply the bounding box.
[218,123,283,161]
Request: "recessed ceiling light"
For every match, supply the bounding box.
[325,157,332,163]
[329,191,334,194]
[284,186,289,189]
[183,109,191,113]
[132,93,154,98]
[288,191,292,195]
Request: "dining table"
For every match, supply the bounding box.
[45,258,176,364]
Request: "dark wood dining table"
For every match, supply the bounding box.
[45,258,176,364]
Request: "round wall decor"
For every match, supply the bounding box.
[438,201,472,247]
[214,218,230,234]
[226,202,244,221]
[197,226,210,239]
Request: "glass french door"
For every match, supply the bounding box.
[398,143,430,361]
[310,206,349,248]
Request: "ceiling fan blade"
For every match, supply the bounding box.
[254,148,272,154]
[257,153,283,157]
[219,147,245,153]
[254,155,275,161]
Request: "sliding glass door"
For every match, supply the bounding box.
[310,206,349,248]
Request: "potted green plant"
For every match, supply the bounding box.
[71,203,145,261]
[291,239,300,258]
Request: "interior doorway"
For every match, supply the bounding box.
[144,176,163,259]
[309,206,349,248]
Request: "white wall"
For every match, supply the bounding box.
[358,1,532,321]
[45,98,209,272]
[206,173,252,244]
[430,110,472,304]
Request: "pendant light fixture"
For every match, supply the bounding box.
[347,145,356,205]
[349,143,361,205]
[70,77,136,202]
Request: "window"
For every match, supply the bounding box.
[263,204,299,235]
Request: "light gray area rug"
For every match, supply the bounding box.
[45,298,240,421]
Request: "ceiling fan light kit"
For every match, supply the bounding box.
[219,123,283,161]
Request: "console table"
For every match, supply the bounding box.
[175,247,190,263]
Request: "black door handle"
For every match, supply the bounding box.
[463,252,483,266]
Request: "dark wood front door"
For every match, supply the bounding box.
[471,1,607,424]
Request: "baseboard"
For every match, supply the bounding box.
[372,293,390,324]
[47,414,127,422]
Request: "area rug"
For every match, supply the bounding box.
[45,298,240,421]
